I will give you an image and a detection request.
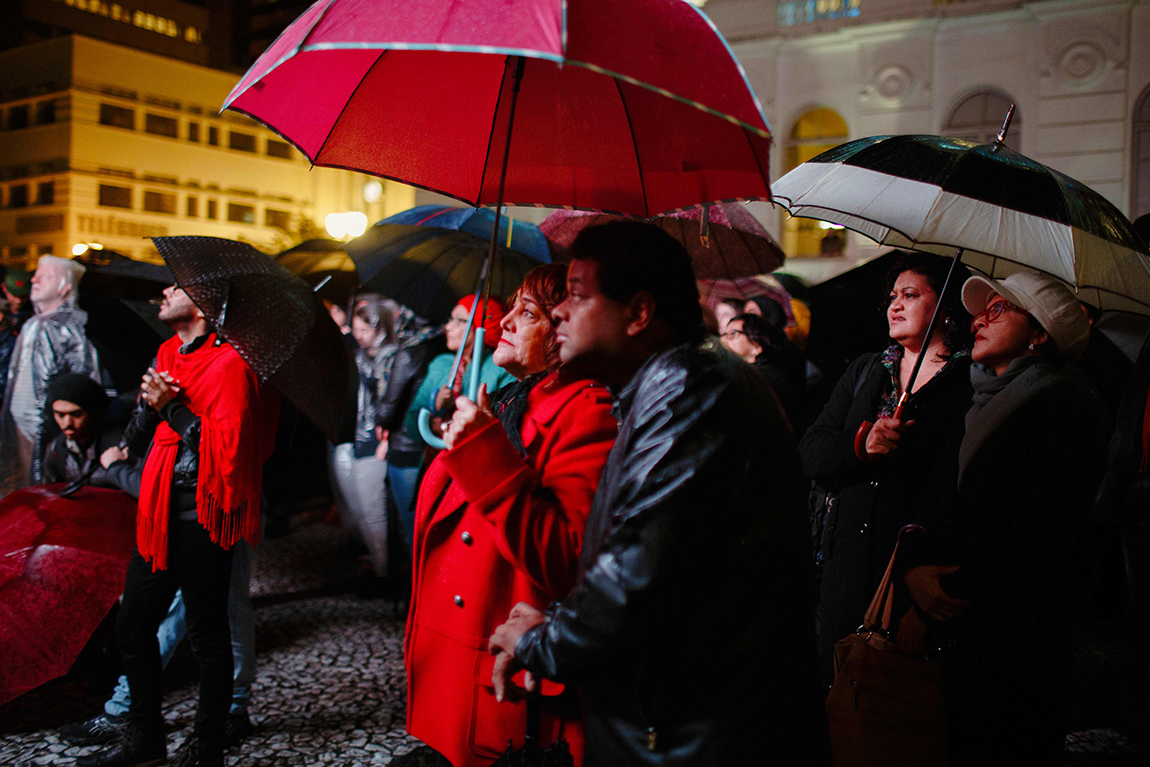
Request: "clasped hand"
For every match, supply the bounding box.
[141,367,180,410]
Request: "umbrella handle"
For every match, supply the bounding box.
[853,403,906,464]
[417,328,488,450]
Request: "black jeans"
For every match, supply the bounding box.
[116,518,235,745]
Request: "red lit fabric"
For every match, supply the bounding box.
[0,485,137,705]
[224,0,771,217]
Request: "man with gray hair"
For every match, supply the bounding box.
[1,255,103,487]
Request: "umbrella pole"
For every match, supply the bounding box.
[854,248,965,462]
[418,56,526,450]
[470,55,527,400]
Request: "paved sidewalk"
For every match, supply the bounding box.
[0,512,1140,765]
[0,515,421,766]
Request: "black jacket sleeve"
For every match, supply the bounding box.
[159,399,200,452]
[799,353,879,485]
[514,354,804,683]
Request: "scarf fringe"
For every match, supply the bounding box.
[198,489,262,551]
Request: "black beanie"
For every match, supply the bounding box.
[47,374,108,421]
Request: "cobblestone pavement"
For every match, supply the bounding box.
[0,514,422,766]
[0,512,1141,765]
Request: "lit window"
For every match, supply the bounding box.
[782,107,849,258]
[265,208,290,229]
[144,113,179,138]
[229,132,257,153]
[227,203,255,224]
[266,139,293,159]
[778,0,860,26]
[36,182,54,206]
[187,196,199,217]
[99,184,132,209]
[143,191,177,214]
[99,103,135,130]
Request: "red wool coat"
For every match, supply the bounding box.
[405,374,617,767]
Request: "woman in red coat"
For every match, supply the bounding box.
[405,263,617,767]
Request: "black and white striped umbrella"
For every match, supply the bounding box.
[772,134,1150,314]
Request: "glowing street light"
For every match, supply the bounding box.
[325,211,369,239]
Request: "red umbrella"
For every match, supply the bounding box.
[0,485,137,706]
[222,0,772,217]
[224,0,773,447]
[540,203,785,279]
[696,276,794,315]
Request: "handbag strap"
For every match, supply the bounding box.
[860,523,924,633]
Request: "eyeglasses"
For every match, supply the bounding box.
[970,300,1023,332]
[720,329,746,340]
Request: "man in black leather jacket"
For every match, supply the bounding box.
[488,222,825,766]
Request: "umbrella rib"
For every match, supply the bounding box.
[613,78,649,217]
[741,127,770,202]
[477,57,515,208]
[313,49,389,165]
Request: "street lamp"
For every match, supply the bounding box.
[324,211,369,239]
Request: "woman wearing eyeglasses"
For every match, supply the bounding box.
[900,271,1108,763]
[799,252,974,679]
[404,264,616,767]
[402,295,518,450]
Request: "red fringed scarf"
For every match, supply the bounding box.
[136,334,279,571]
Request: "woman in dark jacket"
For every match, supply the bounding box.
[373,304,445,551]
[800,252,973,677]
[902,271,1109,764]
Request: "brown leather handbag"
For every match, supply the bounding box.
[825,524,947,766]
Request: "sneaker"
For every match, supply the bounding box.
[169,735,223,767]
[76,723,165,767]
[61,714,127,746]
[223,710,253,746]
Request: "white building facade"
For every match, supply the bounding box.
[0,34,415,267]
[702,0,1150,276]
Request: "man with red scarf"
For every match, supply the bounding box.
[80,285,278,767]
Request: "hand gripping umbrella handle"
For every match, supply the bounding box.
[854,400,906,464]
[417,328,487,450]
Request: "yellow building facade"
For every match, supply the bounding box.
[0,34,415,267]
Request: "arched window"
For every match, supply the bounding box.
[782,107,849,258]
[944,89,1020,150]
[1134,85,1150,221]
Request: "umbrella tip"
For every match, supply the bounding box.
[995,105,1016,145]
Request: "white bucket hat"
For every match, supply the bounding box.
[961,271,1090,359]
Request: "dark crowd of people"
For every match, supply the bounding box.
[2,216,1150,767]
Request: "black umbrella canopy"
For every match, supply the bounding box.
[772,134,1150,313]
[345,224,545,324]
[275,238,359,306]
[80,259,173,301]
[151,236,356,444]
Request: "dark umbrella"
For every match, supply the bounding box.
[0,485,137,706]
[274,239,359,306]
[541,203,785,278]
[382,205,552,263]
[79,260,175,394]
[151,236,357,444]
[346,223,547,324]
